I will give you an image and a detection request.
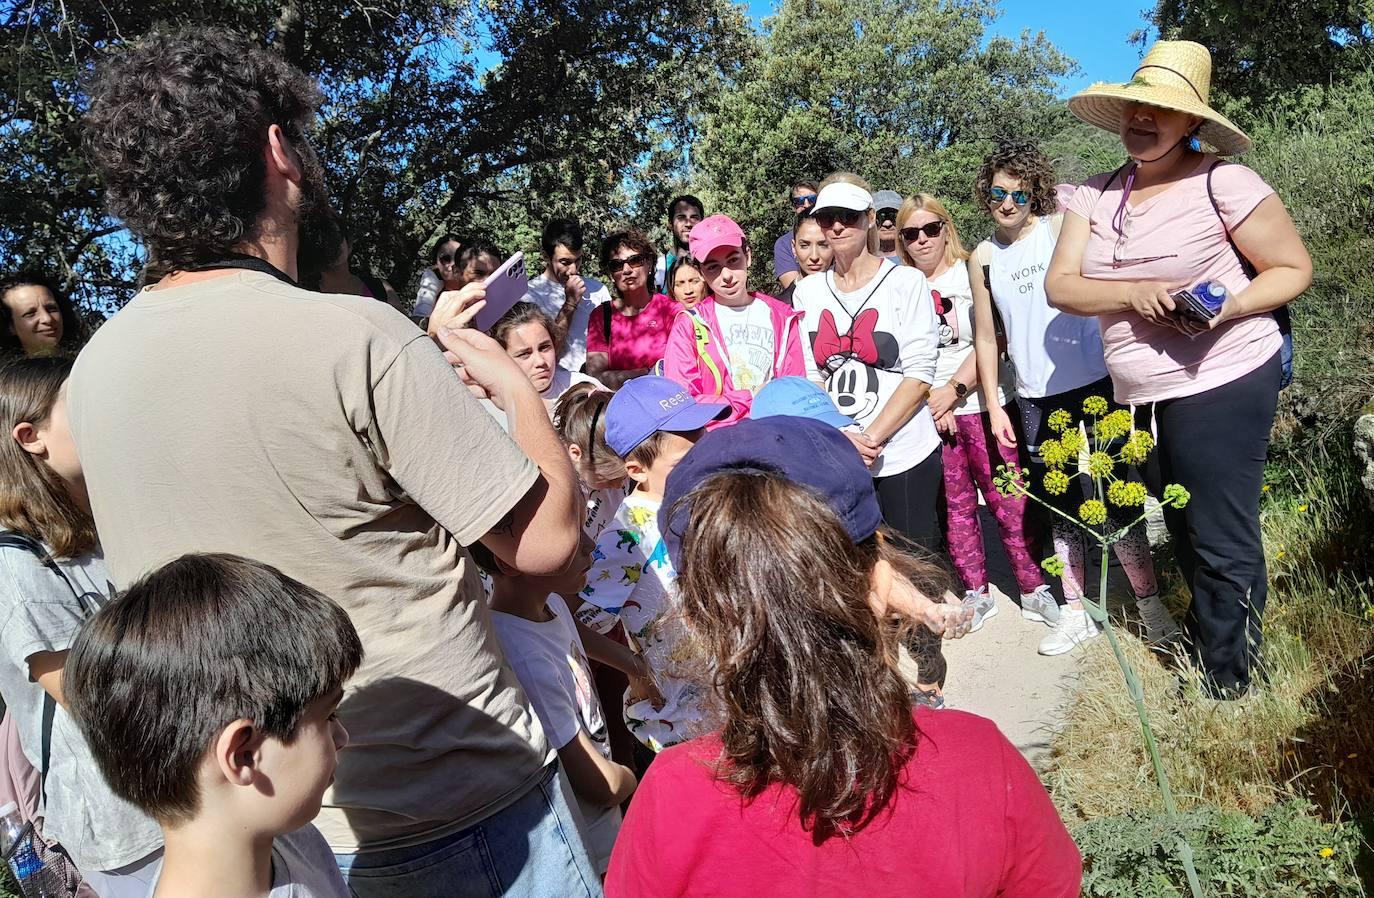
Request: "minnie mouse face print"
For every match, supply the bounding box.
[827,357,881,421]
[932,289,958,348]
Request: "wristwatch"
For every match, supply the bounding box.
[952,381,968,398]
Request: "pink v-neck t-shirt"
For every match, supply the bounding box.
[1067,155,1282,404]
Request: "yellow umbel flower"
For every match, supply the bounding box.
[1044,470,1071,496]
[1047,409,1073,433]
[1039,439,1070,469]
[1119,430,1155,465]
[1088,451,1115,478]
[1078,499,1108,526]
[1082,395,1109,417]
[1097,409,1133,441]
[1108,480,1148,506]
[1058,428,1085,455]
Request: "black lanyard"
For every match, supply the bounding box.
[177,253,297,286]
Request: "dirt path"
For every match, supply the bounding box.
[938,507,1143,769]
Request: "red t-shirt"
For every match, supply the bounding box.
[606,708,1082,898]
[585,292,679,371]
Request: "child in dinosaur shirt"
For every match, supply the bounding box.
[573,377,726,754]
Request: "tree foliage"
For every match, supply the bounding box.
[0,0,749,312]
[1146,0,1374,109]
[693,0,1074,276]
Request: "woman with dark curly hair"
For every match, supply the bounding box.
[585,229,678,388]
[968,140,1170,658]
[1,272,85,358]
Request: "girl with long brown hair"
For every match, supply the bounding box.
[605,415,1081,897]
[0,356,163,895]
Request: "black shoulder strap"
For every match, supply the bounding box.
[601,302,613,343]
[1206,162,1292,336]
[1103,162,1130,193]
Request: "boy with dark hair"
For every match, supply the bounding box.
[64,553,363,898]
[656,195,705,291]
[524,216,610,372]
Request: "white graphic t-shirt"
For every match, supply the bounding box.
[928,264,1014,415]
[715,299,777,395]
[795,262,941,477]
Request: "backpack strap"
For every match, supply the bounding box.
[1205,161,1294,383]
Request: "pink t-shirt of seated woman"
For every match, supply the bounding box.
[1068,155,1282,404]
[584,292,679,372]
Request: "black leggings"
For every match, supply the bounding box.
[875,450,947,686]
[1137,353,1280,696]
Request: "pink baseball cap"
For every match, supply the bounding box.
[689,214,746,263]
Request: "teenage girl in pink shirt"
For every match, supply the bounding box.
[1047,41,1311,699]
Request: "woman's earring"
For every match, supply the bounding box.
[1187,133,1202,152]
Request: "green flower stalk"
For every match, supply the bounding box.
[995,396,1204,898]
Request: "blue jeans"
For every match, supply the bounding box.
[334,762,602,898]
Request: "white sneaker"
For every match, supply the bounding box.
[1038,605,1101,656]
[1135,592,1181,646]
[1019,585,1061,627]
[962,587,999,633]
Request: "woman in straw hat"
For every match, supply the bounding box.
[1046,40,1312,699]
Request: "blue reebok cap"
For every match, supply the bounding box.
[751,377,853,429]
[658,415,883,570]
[604,376,730,458]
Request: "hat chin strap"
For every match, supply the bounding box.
[1132,135,1192,166]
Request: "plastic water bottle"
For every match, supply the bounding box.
[0,802,63,898]
[1189,280,1229,313]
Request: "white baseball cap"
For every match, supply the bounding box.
[813,182,873,213]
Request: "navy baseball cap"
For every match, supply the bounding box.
[605,376,729,458]
[751,377,853,429]
[659,416,883,570]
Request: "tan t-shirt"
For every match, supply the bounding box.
[67,270,551,852]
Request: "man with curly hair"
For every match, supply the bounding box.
[68,30,598,896]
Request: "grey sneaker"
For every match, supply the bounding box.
[963,587,999,633]
[1038,604,1102,656]
[1135,592,1182,646]
[1020,585,1061,627]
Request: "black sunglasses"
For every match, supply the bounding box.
[900,221,946,241]
[438,253,456,264]
[791,194,818,208]
[608,253,650,272]
[876,209,898,226]
[814,209,866,229]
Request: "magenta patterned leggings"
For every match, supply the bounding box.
[941,408,1045,596]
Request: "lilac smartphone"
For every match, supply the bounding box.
[473,251,529,332]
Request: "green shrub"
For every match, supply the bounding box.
[1076,800,1367,897]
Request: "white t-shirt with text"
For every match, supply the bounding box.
[928,264,1014,415]
[716,299,777,395]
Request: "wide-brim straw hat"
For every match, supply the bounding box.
[1068,40,1252,156]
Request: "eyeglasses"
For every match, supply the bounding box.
[876,209,898,226]
[608,253,650,273]
[815,209,866,229]
[900,221,946,242]
[791,194,818,209]
[438,254,456,264]
[986,187,1029,206]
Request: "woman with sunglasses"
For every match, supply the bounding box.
[773,179,819,292]
[969,139,1170,658]
[585,230,680,389]
[795,173,952,704]
[897,194,1050,630]
[1046,42,1311,698]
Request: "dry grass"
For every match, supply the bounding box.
[1045,456,1374,825]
